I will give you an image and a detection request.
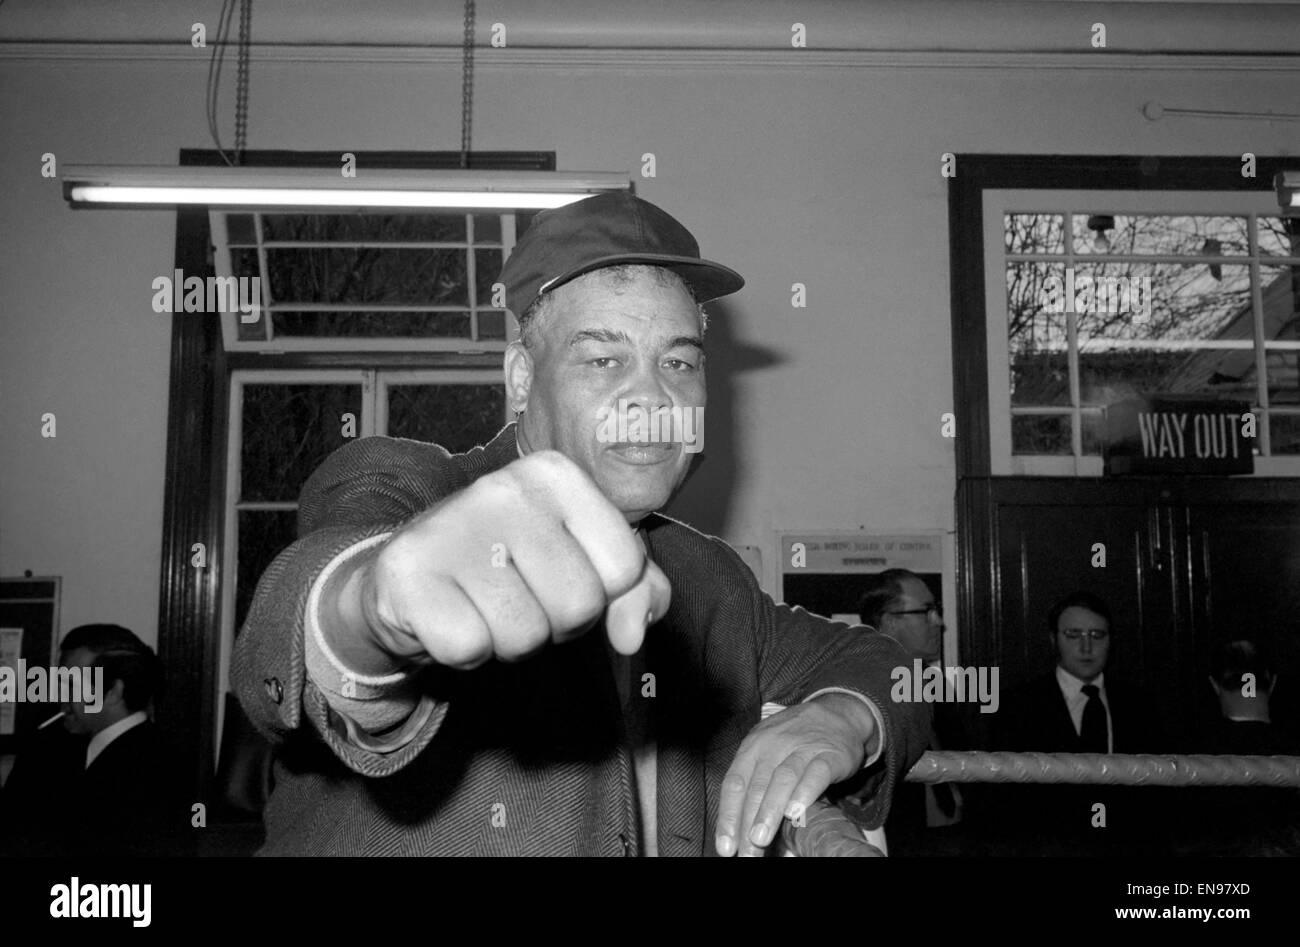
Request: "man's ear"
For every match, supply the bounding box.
[504,340,533,414]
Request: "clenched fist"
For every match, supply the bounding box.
[322,450,672,674]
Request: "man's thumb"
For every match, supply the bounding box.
[604,559,671,655]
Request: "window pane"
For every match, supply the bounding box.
[1071,214,1249,256]
[478,310,506,340]
[241,384,362,501]
[1081,411,1105,456]
[1263,265,1299,404]
[1007,262,1069,405]
[235,511,298,631]
[473,214,502,244]
[1080,345,1254,405]
[1258,218,1300,258]
[260,214,467,243]
[227,214,256,246]
[265,248,468,306]
[1012,414,1071,455]
[232,247,260,281]
[1005,214,1065,254]
[272,311,471,338]
[386,384,506,453]
[1271,414,1300,454]
[1073,263,1251,343]
[475,248,503,304]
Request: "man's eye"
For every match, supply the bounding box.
[665,358,697,371]
[590,357,620,369]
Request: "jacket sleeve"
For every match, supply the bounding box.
[231,436,466,777]
[726,542,930,830]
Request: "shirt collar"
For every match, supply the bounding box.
[86,710,148,769]
[1056,664,1104,697]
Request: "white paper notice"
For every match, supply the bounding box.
[0,628,23,736]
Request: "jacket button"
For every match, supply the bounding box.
[264,677,283,704]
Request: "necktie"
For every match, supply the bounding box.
[1080,684,1109,753]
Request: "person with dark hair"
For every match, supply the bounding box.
[859,569,969,854]
[858,568,943,663]
[989,591,1165,854]
[1171,640,1300,855]
[1205,640,1298,755]
[0,624,190,857]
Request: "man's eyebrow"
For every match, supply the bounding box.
[567,328,633,347]
[565,330,704,352]
[664,335,704,352]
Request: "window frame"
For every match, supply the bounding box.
[210,209,521,353]
[216,368,508,758]
[156,149,555,801]
[983,188,1300,476]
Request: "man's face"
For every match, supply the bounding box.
[1054,605,1110,682]
[58,646,109,735]
[508,268,705,523]
[880,576,943,661]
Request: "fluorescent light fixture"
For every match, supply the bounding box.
[63,166,630,210]
[1276,170,1300,213]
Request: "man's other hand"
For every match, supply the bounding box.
[714,692,877,857]
[329,450,671,672]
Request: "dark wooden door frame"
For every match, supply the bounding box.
[156,149,555,800]
[948,154,1298,672]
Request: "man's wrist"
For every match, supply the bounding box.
[320,546,405,677]
[810,691,880,762]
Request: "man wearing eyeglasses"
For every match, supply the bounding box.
[860,569,944,665]
[999,591,1132,755]
[858,569,965,854]
[992,590,1165,853]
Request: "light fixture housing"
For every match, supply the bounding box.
[1276,170,1300,216]
[63,166,630,211]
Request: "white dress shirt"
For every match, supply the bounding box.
[1055,665,1113,752]
[86,710,148,769]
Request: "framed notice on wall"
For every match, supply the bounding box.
[0,577,61,753]
[777,532,946,626]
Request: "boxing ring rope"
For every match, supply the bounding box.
[904,750,1300,787]
[784,751,1300,856]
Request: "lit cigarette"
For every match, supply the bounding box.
[38,711,66,730]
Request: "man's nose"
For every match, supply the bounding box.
[1079,635,1093,654]
[621,363,674,413]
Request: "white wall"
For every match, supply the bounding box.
[2,1,1297,648]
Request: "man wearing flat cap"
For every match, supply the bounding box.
[234,191,928,856]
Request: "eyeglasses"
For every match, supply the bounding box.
[887,604,943,620]
[1060,629,1109,641]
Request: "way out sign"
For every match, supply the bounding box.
[1105,396,1253,475]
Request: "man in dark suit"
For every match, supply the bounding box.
[990,591,1164,854]
[234,192,930,856]
[1,624,191,856]
[858,569,968,855]
[1172,640,1300,855]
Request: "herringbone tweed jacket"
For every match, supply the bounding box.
[233,424,929,856]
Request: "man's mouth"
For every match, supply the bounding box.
[608,442,675,465]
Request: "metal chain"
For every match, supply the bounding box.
[460,0,476,168]
[234,0,253,164]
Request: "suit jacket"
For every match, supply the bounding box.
[883,700,971,856]
[995,671,1165,754]
[233,424,929,856]
[986,671,1167,853]
[1,720,191,857]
